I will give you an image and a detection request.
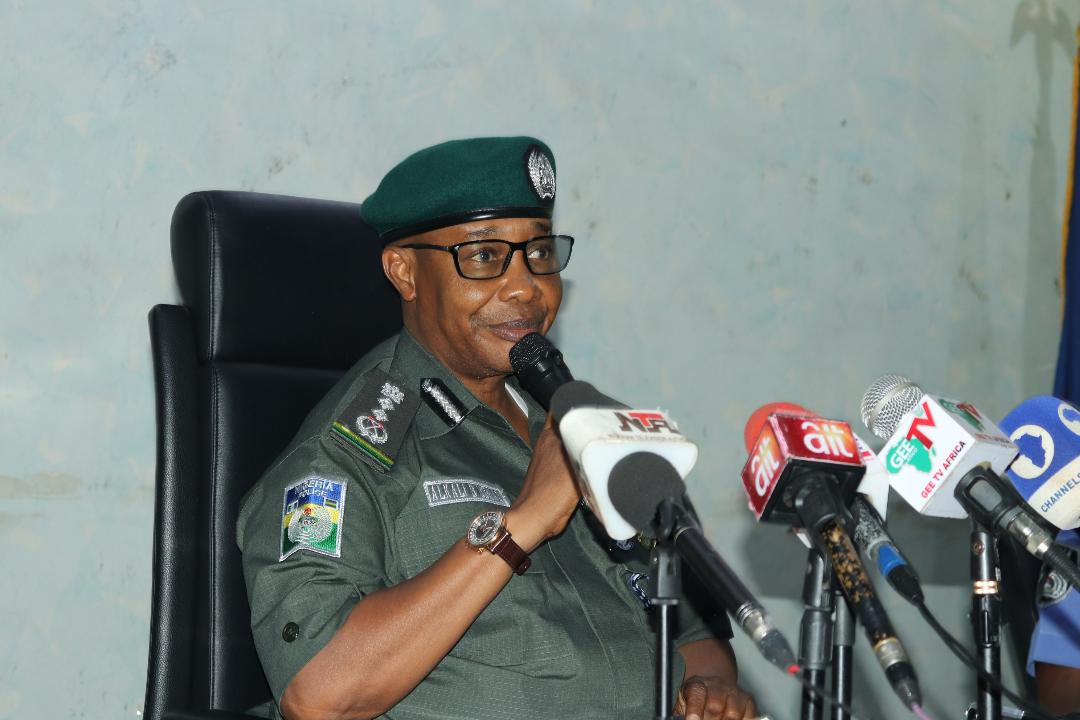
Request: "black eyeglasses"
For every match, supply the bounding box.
[401,235,574,280]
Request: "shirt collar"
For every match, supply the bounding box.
[390,329,480,440]
[505,373,548,445]
[391,329,548,442]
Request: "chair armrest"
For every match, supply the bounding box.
[161,710,268,720]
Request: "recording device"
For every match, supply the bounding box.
[740,405,922,709]
[860,374,1018,518]
[741,403,923,603]
[510,334,697,540]
[549,381,698,541]
[508,331,573,410]
[998,395,1080,530]
[606,450,798,672]
[860,376,1080,590]
[740,408,864,525]
[508,335,797,671]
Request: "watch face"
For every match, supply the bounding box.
[468,510,504,547]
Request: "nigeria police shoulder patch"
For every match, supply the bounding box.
[280,477,347,561]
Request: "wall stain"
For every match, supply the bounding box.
[957,262,989,303]
[0,511,43,527]
[0,473,82,498]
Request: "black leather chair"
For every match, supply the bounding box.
[144,191,402,720]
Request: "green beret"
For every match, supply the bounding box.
[360,136,556,243]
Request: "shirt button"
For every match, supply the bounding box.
[282,622,300,642]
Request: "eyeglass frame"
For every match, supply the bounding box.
[399,235,574,280]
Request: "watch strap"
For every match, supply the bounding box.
[489,530,532,575]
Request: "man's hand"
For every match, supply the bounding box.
[675,675,758,720]
[505,414,580,551]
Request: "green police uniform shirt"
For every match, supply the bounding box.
[237,330,731,719]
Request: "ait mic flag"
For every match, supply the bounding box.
[877,395,1016,518]
[740,413,864,524]
[1057,34,1080,404]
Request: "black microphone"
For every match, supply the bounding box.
[509,338,800,673]
[741,407,923,710]
[509,332,573,410]
[609,451,799,673]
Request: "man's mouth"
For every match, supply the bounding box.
[486,317,543,342]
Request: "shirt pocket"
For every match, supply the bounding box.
[506,567,581,679]
[393,501,525,667]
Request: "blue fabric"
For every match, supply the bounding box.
[1028,530,1080,674]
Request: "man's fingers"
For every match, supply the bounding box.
[742,694,758,720]
[717,691,745,720]
[681,679,709,720]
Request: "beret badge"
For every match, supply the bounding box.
[526,146,556,201]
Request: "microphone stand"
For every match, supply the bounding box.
[831,590,855,720]
[971,525,1002,720]
[799,548,832,720]
[649,498,683,720]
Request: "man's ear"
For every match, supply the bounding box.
[382,245,417,302]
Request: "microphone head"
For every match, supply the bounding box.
[861,374,924,439]
[999,396,1080,529]
[509,332,556,375]
[743,402,812,452]
[608,452,687,530]
[550,380,625,421]
[741,409,866,524]
[509,332,573,411]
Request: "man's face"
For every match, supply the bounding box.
[385,217,563,380]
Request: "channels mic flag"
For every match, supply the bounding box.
[999,396,1080,530]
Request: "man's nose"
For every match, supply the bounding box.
[498,248,539,301]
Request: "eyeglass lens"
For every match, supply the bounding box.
[457,236,572,279]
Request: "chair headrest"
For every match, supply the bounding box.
[171,191,402,369]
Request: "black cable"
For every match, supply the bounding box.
[916,601,1058,720]
[771,662,869,720]
[1044,545,1080,593]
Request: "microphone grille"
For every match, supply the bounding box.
[509,332,556,375]
[860,374,924,439]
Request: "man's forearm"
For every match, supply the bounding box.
[282,509,544,720]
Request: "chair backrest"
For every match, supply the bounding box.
[145,191,402,719]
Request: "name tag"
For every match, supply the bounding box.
[423,478,511,508]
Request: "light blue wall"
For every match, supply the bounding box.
[1,2,1074,718]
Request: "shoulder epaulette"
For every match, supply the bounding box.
[329,370,419,473]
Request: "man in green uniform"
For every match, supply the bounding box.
[237,136,759,720]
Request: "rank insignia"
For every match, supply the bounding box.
[420,377,466,428]
[280,477,347,561]
[330,370,420,472]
